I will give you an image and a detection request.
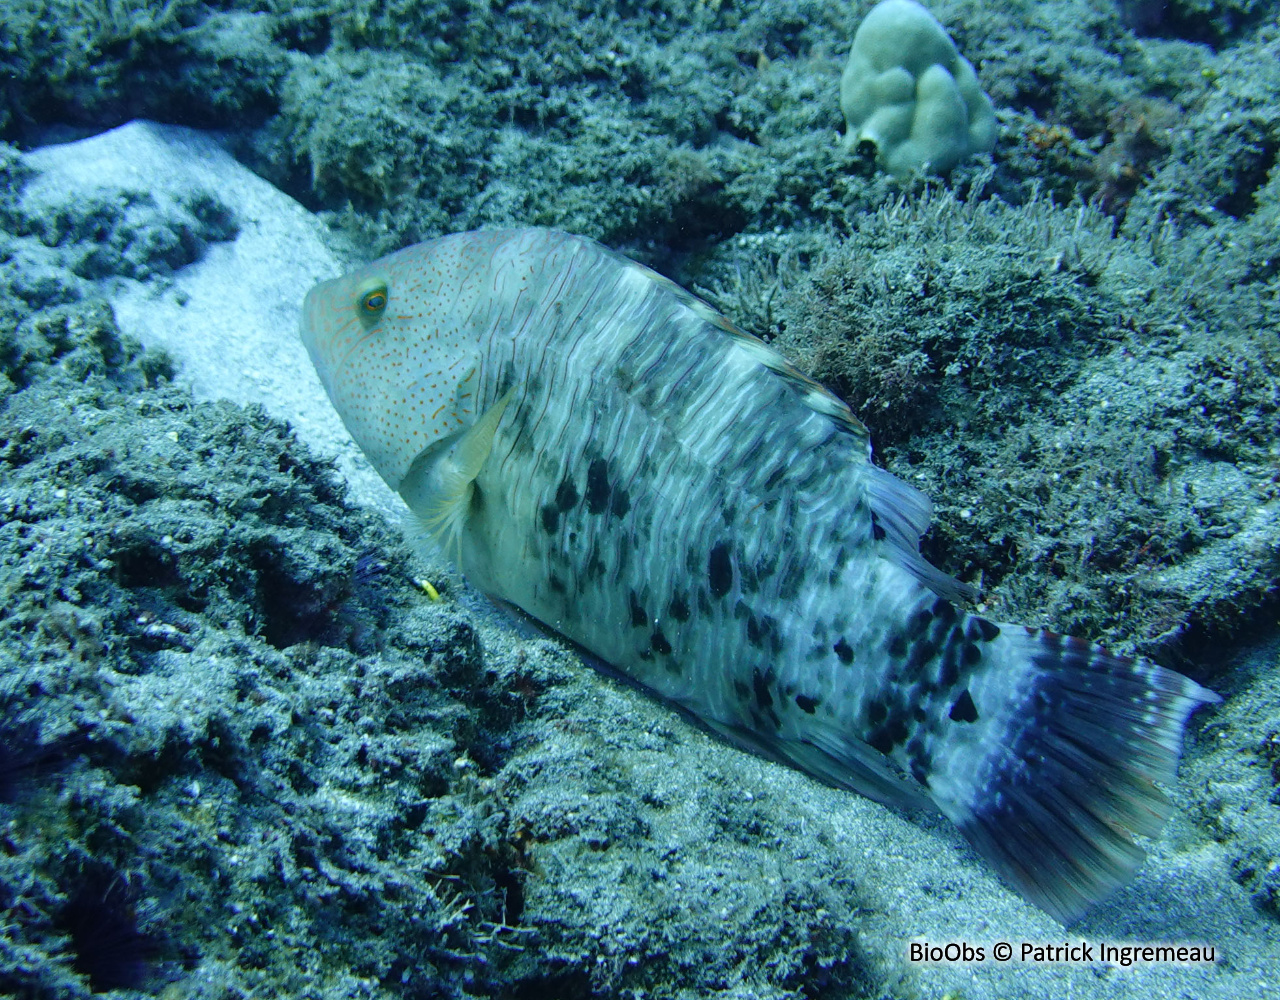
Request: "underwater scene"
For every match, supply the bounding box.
[1,0,1279,997]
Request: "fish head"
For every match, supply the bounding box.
[299,238,496,493]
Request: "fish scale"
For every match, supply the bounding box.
[467,259,860,712]
[301,226,1217,922]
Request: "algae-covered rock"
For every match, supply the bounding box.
[768,184,1280,658]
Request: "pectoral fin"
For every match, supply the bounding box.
[404,388,515,560]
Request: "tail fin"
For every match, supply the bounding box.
[929,625,1218,923]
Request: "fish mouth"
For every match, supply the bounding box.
[299,288,337,398]
[298,286,320,352]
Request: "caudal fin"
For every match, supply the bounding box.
[930,625,1218,923]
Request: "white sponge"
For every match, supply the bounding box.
[840,0,996,177]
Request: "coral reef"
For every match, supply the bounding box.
[839,0,996,177]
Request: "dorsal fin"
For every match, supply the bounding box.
[866,464,975,604]
[611,250,873,445]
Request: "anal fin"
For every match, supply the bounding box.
[702,717,937,815]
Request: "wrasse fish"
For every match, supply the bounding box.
[300,227,1216,922]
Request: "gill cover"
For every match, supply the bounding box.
[299,247,486,494]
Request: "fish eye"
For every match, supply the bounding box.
[355,278,389,326]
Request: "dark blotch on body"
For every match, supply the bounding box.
[906,736,932,785]
[498,362,517,396]
[668,592,690,621]
[905,635,940,675]
[967,616,1001,642]
[867,718,908,754]
[827,545,852,586]
[833,637,854,664]
[937,639,962,687]
[776,557,806,600]
[630,590,647,627]
[586,458,610,514]
[708,541,733,599]
[795,693,819,714]
[651,628,672,656]
[751,667,781,728]
[555,477,579,511]
[540,503,559,533]
[932,599,958,625]
[765,615,784,654]
[585,541,605,580]
[949,689,979,723]
[752,667,773,710]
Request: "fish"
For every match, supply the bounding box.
[300,226,1217,922]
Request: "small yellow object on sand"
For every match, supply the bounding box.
[415,577,441,601]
